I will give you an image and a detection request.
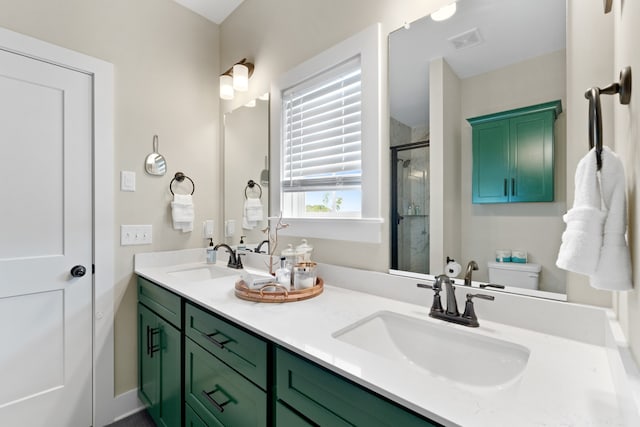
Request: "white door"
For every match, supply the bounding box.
[0,47,93,426]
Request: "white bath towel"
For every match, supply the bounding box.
[589,147,632,291]
[556,148,606,275]
[242,197,263,230]
[171,194,194,232]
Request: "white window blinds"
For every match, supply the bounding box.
[282,57,362,192]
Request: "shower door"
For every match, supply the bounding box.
[391,142,430,273]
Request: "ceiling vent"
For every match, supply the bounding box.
[448,28,483,50]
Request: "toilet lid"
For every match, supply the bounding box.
[487,261,541,273]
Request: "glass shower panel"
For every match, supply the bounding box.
[392,143,429,273]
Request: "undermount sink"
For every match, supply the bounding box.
[332,311,530,388]
[167,264,239,282]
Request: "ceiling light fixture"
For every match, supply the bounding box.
[431,2,457,22]
[219,58,255,100]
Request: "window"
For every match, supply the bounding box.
[282,57,362,218]
[270,23,383,243]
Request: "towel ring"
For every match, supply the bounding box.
[584,66,632,170]
[245,179,262,199]
[170,172,195,195]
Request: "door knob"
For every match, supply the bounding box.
[70,265,87,278]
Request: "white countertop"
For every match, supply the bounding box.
[135,249,640,427]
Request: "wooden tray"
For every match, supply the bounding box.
[234,278,324,303]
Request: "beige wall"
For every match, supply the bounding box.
[613,0,640,369]
[429,58,462,273]
[0,0,221,394]
[459,51,567,293]
[565,0,615,306]
[224,100,270,246]
[220,0,449,271]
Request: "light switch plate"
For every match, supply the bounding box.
[121,171,136,192]
[203,220,214,238]
[121,225,152,245]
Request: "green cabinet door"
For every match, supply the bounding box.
[138,303,158,410]
[138,303,182,427]
[472,119,510,203]
[509,111,554,202]
[468,100,561,204]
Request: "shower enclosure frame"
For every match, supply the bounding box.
[390,140,429,272]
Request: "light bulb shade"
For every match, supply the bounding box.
[233,63,249,92]
[220,74,234,100]
[431,2,457,21]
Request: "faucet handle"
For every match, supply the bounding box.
[479,283,505,289]
[417,283,444,314]
[468,293,495,301]
[461,293,495,327]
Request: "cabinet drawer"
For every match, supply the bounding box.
[185,338,267,427]
[185,403,211,427]
[276,402,316,426]
[137,276,181,328]
[185,302,267,389]
[276,348,437,427]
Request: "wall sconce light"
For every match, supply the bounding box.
[431,1,457,21]
[219,58,255,100]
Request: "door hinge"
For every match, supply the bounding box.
[92,264,95,274]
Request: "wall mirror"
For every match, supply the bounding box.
[223,97,270,249]
[389,0,568,297]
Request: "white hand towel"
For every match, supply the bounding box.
[589,147,632,291]
[171,194,194,233]
[245,197,264,222]
[242,197,263,230]
[556,148,606,275]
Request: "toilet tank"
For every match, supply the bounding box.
[487,262,541,290]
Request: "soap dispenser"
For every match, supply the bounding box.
[275,257,291,288]
[238,235,246,252]
[206,238,216,264]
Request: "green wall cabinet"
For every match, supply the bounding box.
[468,100,562,204]
[138,277,182,427]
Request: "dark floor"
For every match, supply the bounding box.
[106,410,156,427]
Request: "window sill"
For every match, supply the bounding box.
[274,217,384,243]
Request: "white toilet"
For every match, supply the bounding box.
[487,262,541,290]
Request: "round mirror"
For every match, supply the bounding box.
[145,135,167,176]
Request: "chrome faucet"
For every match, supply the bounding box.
[417,273,494,327]
[254,239,269,254]
[464,260,479,287]
[213,243,244,269]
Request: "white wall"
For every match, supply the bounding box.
[0,0,221,395]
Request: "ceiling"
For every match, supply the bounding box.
[173,0,244,24]
[389,0,566,128]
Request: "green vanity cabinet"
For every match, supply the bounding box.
[137,277,182,427]
[275,347,438,427]
[137,276,442,426]
[468,100,562,204]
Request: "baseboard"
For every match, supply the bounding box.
[110,388,145,422]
